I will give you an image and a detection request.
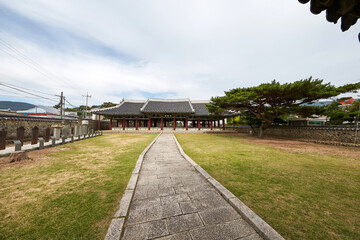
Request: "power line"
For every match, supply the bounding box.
[0,82,58,102]
[0,78,57,97]
[0,36,83,92]
[64,98,77,108]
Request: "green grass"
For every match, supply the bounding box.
[175,133,360,240]
[0,133,157,240]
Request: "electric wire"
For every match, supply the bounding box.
[0,82,59,102]
[0,36,83,92]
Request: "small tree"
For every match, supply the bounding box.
[208,77,360,138]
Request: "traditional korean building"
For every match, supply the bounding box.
[93,98,227,131]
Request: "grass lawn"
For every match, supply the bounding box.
[175,133,360,240]
[0,133,157,240]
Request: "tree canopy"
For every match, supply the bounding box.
[325,99,360,125]
[208,77,360,138]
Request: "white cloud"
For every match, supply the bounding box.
[0,0,359,106]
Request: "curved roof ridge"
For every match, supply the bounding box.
[191,100,210,103]
[91,100,124,113]
[146,98,191,102]
[123,99,147,103]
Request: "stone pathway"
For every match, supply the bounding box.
[122,133,263,240]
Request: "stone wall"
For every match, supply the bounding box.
[0,116,96,143]
[234,126,360,144]
[87,119,110,131]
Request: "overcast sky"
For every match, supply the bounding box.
[0,0,359,107]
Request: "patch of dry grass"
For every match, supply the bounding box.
[176,133,360,240]
[0,133,157,240]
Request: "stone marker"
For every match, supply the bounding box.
[9,151,30,163]
[70,134,74,142]
[61,135,66,144]
[51,136,56,147]
[31,127,39,145]
[45,127,51,142]
[14,140,22,151]
[74,125,80,137]
[0,129,6,150]
[38,137,44,150]
[62,126,69,138]
[16,127,25,146]
[52,125,62,140]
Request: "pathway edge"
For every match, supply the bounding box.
[172,133,285,240]
[104,132,162,240]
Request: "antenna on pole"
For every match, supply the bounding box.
[82,92,91,119]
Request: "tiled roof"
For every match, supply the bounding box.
[94,100,145,115]
[93,98,219,116]
[141,99,194,113]
[191,101,210,116]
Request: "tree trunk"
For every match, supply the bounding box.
[258,124,265,138]
[249,125,256,135]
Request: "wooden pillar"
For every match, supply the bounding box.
[122,118,125,130]
[161,116,164,130]
[110,118,113,130]
[136,118,139,130]
[223,118,226,130]
[148,117,151,130]
[116,120,119,127]
[210,120,213,130]
[173,117,176,130]
[185,117,188,131]
[198,118,201,130]
[217,120,220,128]
[98,115,100,130]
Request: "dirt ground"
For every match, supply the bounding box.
[227,133,360,160]
[0,147,70,169]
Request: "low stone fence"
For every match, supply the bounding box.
[0,115,96,150]
[231,125,360,144]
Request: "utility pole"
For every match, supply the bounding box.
[60,91,63,119]
[82,92,91,119]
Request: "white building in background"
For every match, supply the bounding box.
[17,105,77,119]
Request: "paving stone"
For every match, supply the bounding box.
[104,218,124,240]
[161,203,182,218]
[158,187,175,197]
[187,189,221,201]
[199,207,240,225]
[133,189,148,201]
[130,198,161,211]
[239,233,264,240]
[122,134,264,240]
[123,222,149,240]
[167,213,203,234]
[146,219,169,239]
[155,231,192,240]
[127,208,147,225]
[190,219,256,240]
[160,193,191,205]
